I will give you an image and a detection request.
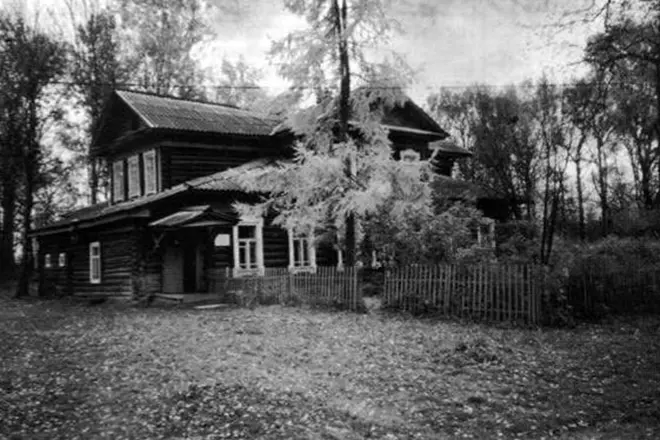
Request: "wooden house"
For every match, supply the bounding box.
[32,90,474,299]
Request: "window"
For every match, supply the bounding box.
[112,160,125,202]
[44,253,52,269]
[89,242,101,284]
[128,155,140,198]
[143,150,157,195]
[288,228,316,273]
[232,218,264,277]
[58,252,66,268]
[400,148,420,163]
[477,220,496,249]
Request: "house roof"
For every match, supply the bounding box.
[429,139,472,157]
[116,90,280,136]
[149,205,236,228]
[32,159,279,236]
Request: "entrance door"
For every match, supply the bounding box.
[162,246,184,293]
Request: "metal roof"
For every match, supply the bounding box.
[117,90,280,137]
[149,205,235,228]
[429,139,472,157]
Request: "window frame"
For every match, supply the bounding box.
[287,228,316,273]
[232,218,264,277]
[89,242,101,284]
[127,154,141,199]
[477,219,496,249]
[112,160,125,202]
[143,149,157,195]
[44,253,52,269]
[58,252,66,268]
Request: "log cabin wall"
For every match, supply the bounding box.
[160,137,288,190]
[38,221,140,297]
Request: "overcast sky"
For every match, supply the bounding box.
[19,0,606,103]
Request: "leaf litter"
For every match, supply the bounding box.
[0,296,659,439]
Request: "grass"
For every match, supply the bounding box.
[1,293,659,439]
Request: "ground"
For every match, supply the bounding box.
[1,293,659,439]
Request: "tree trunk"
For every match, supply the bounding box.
[575,156,585,241]
[15,150,35,298]
[0,178,16,279]
[333,0,356,266]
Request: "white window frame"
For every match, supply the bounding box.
[287,228,316,273]
[128,155,141,199]
[232,217,264,277]
[58,252,66,268]
[400,148,421,163]
[89,242,101,284]
[44,253,52,269]
[112,160,125,202]
[143,149,157,195]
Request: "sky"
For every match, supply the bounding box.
[14,0,608,104]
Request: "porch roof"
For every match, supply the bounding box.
[149,205,236,228]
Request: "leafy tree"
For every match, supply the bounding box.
[206,56,269,109]
[119,0,211,99]
[71,10,126,204]
[429,85,540,220]
[237,0,413,266]
[0,13,68,296]
[585,17,660,207]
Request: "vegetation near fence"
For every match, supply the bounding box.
[382,264,543,324]
[566,265,660,318]
[209,266,362,311]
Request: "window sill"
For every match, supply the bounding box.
[288,266,317,274]
[233,267,264,278]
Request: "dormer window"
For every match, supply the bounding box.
[128,155,140,198]
[400,149,420,163]
[112,160,125,202]
[143,150,157,195]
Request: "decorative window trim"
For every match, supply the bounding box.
[287,228,316,274]
[89,242,101,284]
[143,150,157,195]
[232,217,264,277]
[400,148,421,163]
[128,155,141,199]
[44,253,52,269]
[112,160,125,202]
[58,252,66,268]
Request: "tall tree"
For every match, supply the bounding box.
[586,17,660,206]
[237,0,420,266]
[429,85,540,220]
[119,0,210,99]
[71,10,125,204]
[0,14,67,296]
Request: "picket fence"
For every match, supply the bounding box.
[382,264,543,324]
[208,266,362,311]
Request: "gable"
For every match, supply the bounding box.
[92,94,148,156]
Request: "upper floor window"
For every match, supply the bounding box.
[58,252,66,268]
[128,155,140,198]
[288,228,316,273]
[44,253,52,269]
[232,217,264,277]
[112,160,125,202]
[143,150,157,195]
